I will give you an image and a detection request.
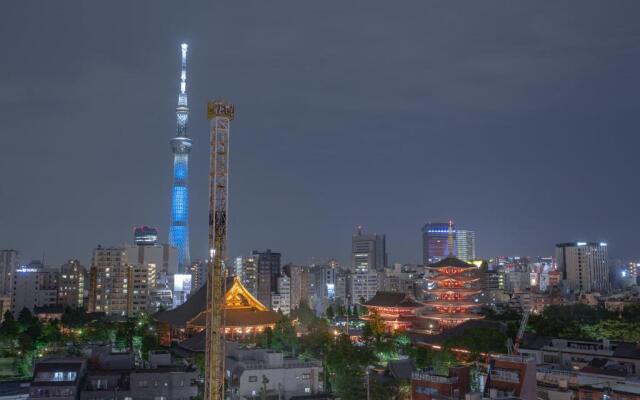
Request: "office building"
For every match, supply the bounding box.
[124,244,178,281]
[168,44,192,270]
[11,263,59,316]
[253,249,281,309]
[556,242,609,293]
[0,249,18,297]
[235,256,258,296]
[349,270,382,304]
[133,226,158,246]
[422,222,456,265]
[59,260,86,309]
[455,230,476,262]
[352,226,387,272]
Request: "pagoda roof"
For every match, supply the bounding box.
[423,300,478,307]
[154,276,275,328]
[421,312,485,321]
[363,292,424,308]
[427,288,481,295]
[427,257,478,270]
[188,308,281,328]
[430,275,479,283]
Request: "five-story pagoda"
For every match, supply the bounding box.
[423,222,483,330]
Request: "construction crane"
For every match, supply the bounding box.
[205,100,235,400]
[506,307,532,355]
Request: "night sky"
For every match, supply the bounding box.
[2,1,640,267]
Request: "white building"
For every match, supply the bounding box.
[124,244,178,283]
[556,242,609,293]
[271,275,291,315]
[11,265,59,316]
[350,270,382,304]
[235,256,257,297]
[455,230,476,262]
[225,343,323,400]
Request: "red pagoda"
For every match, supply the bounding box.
[423,256,484,330]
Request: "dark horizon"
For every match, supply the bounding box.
[1,1,639,268]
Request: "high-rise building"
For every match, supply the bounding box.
[168,43,192,270]
[190,260,208,291]
[89,245,157,316]
[285,264,312,310]
[555,242,609,293]
[134,226,159,246]
[352,226,387,272]
[271,275,291,315]
[59,259,86,309]
[11,262,59,316]
[422,222,455,265]
[253,250,281,309]
[349,270,382,304]
[455,230,476,262]
[124,244,178,286]
[235,256,257,297]
[0,249,19,297]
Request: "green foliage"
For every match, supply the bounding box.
[581,320,640,342]
[270,316,299,356]
[443,327,508,359]
[0,311,18,337]
[256,327,274,349]
[529,304,622,339]
[326,334,373,400]
[408,346,456,374]
[326,305,335,321]
[61,307,87,328]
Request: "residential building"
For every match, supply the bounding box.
[29,358,87,400]
[411,365,470,400]
[58,259,86,309]
[11,263,59,316]
[88,246,130,317]
[271,274,291,315]
[422,222,455,265]
[482,354,537,400]
[124,243,178,282]
[352,227,387,272]
[253,249,281,309]
[556,242,609,293]
[225,343,324,400]
[456,230,476,262]
[0,249,19,297]
[189,260,207,291]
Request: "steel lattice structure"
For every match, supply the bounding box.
[205,100,235,400]
[169,43,192,270]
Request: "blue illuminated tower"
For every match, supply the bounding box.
[169,43,191,270]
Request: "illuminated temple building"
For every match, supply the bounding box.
[362,292,428,333]
[154,277,280,345]
[423,256,484,330]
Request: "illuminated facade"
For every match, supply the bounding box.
[59,259,86,309]
[169,43,192,270]
[422,222,456,265]
[555,242,609,293]
[423,256,484,330]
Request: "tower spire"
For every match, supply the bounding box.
[448,220,454,256]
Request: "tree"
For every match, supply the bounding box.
[444,327,508,359]
[61,307,87,328]
[270,316,298,356]
[0,311,18,338]
[326,334,375,400]
[259,375,270,400]
[256,327,274,349]
[17,308,33,329]
[326,305,335,321]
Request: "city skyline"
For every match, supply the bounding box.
[2,2,640,267]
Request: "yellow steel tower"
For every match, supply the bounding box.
[205,100,235,400]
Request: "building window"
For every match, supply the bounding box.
[302,373,311,380]
[305,387,311,393]
[249,376,258,382]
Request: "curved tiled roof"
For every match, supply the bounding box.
[427,256,478,270]
[363,291,424,308]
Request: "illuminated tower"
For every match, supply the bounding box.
[205,100,235,400]
[169,43,192,270]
